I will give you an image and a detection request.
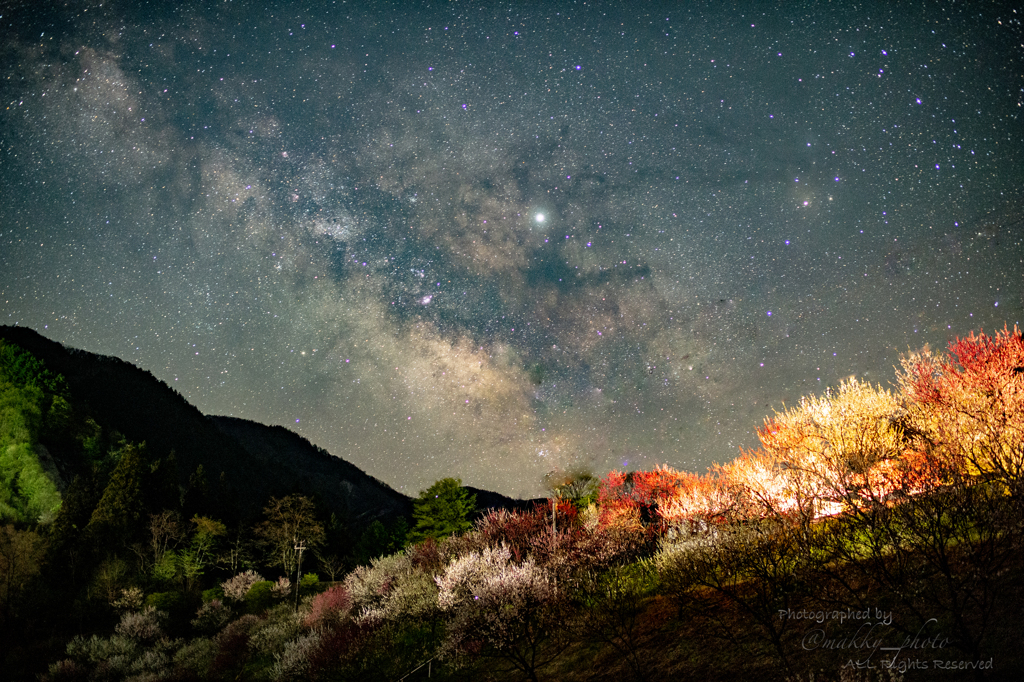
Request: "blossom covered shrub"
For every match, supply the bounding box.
[248,617,302,656]
[471,501,636,593]
[343,550,440,625]
[209,613,263,677]
[271,575,292,598]
[474,502,580,560]
[303,584,352,629]
[62,633,137,669]
[221,570,264,602]
[303,621,367,679]
[46,608,175,681]
[192,598,232,634]
[270,630,322,681]
[114,605,165,642]
[111,586,145,612]
[171,636,219,679]
[42,658,87,682]
[407,535,445,572]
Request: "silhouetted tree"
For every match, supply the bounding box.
[254,495,324,576]
[353,517,408,566]
[46,475,99,591]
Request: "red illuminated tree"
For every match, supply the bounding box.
[900,324,1024,496]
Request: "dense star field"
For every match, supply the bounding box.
[1,1,1022,497]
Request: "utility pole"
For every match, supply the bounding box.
[551,497,557,537]
[551,498,558,596]
[294,537,306,612]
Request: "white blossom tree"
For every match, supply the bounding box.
[435,544,568,682]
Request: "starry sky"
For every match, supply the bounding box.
[2,1,1022,498]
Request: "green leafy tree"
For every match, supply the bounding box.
[0,339,67,395]
[389,516,409,550]
[0,380,62,523]
[408,478,476,544]
[153,515,225,592]
[78,418,105,472]
[0,344,68,524]
[189,516,226,569]
[544,467,600,509]
[43,394,74,443]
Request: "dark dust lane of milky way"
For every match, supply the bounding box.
[2,1,1022,496]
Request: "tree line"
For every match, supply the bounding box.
[4,326,1024,680]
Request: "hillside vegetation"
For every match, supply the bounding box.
[2,325,1023,681]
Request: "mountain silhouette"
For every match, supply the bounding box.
[0,325,531,528]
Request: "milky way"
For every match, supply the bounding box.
[2,1,1022,497]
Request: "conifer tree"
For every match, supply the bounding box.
[86,441,148,548]
[408,477,476,543]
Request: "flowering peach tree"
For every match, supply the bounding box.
[435,543,568,682]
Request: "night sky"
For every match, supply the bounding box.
[2,1,1022,498]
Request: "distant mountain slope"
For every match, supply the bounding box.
[205,418,542,520]
[0,325,409,524]
[0,325,537,526]
[209,415,412,523]
[464,486,546,516]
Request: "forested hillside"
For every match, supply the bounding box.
[0,326,415,524]
[0,327,528,679]
[3,325,1024,681]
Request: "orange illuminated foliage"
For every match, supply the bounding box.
[900,324,1024,492]
[596,327,1020,534]
[597,466,735,534]
[657,470,736,530]
[596,471,647,534]
[741,378,914,519]
[715,449,796,518]
[630,467,692,506]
